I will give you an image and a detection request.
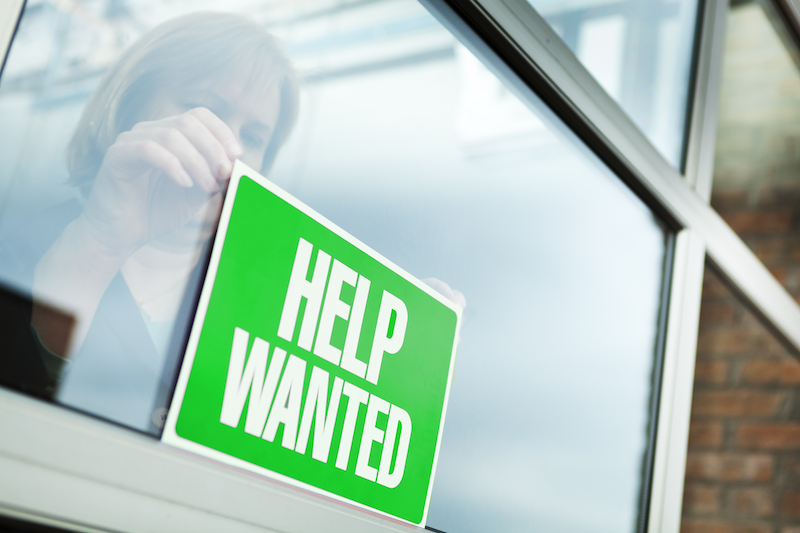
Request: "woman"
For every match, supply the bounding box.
[27,12,299,433]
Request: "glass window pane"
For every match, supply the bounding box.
[711,0,800,305]
[0,0,669,530]
[529,0,701,169]
[681,264,798,533]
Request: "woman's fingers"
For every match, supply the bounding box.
[107,137,212,193]
[421,277,466,309]
[170,110,240,182]
[187,106,243,161]
[124,124,218,192]
[124,139,194,188]
[133,107,241,187]
[84,107,241,251]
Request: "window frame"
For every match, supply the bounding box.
[2,0,800,532]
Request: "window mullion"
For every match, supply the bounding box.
[647,229,707,533]
[683,0,728,200]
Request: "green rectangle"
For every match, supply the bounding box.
[163,161,460,526]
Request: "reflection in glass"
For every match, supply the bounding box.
[0,0,669,531]
[710,1,800,304]
[0,10,299,433]
[529,0,701,168]
[268,4,669,532]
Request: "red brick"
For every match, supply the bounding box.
[768,266,790,287]
[782,492,800,518]
[723,211,793,235]
[684,484,721,515]
[691,391,785,417]
[700,301,740,325]
[752,237,800,264]
[710,188,750,210]
[737,423,800,450]
[695,361,729,385]
[680,519,773,533]
[698,328,783,357]
[728,487,774,517]
[765,266,800,293]
[756,182,800,207]
[739,316,792,352]
[784,457,800,481]
[703,272,735,297]
[703,279,732,299]
[741,358,800,385]
[685,453,774,482]
[690,421,725,449]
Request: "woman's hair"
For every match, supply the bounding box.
[67,12,299,191]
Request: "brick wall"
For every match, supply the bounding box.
[708,0,800,296]
[679,3,800,532]
[681,270,800,533]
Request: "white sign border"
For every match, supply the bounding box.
[162,160,462,528]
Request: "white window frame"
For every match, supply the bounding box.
[2,0,800,531]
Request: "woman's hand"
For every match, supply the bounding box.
[79,107,243,255]
[422,277,466,339]
[422,278,466,311]
[33,107,241,357]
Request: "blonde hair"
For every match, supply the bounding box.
[67,12,299,190]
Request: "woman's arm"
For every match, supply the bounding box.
[32,215,135,357]
[32,107,242,357]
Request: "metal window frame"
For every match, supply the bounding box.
[0,0,23,78]
[453,4,800,533]
[2,0,800,532]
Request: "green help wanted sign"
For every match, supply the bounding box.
[163,161,461,526]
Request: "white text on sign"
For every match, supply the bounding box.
[219,238,412,488]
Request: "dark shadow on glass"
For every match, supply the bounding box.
[0,282,74,400]
[634,232,675,533]
[0,515,76,533]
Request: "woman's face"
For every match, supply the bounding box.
[144,70,283,250]
[152,70,282,171]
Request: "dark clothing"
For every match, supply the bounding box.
[0,200,203,435]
